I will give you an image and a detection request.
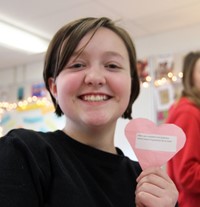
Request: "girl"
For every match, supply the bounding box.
[0,17,178,207]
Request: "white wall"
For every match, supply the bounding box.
[135,23,200,59]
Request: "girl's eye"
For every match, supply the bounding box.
[106,64,121,69]
[69,63,85,69]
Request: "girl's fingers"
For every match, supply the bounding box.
[137,167,173,184]
[135,167,178,207]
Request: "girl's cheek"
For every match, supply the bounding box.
[115,75,131,93]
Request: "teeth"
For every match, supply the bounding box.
[82,95,108,102]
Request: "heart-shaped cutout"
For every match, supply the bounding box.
[125,118,186,170]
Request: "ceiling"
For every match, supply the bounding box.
[1,0,200,70]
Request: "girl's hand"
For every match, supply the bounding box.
[135,167,178,207]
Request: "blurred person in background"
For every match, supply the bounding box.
[166,51,200,207]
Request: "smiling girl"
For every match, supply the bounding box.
[0,17,178,207]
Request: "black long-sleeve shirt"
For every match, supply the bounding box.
[0,129,141,207]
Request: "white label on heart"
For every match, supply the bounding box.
[136,133,177,152]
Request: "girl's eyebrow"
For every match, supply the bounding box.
[71,50,125,61]
[103,51,125,60]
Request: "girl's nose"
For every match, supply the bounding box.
[84,68,106,87]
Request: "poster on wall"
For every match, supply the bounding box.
[17,86,24,100]
[31,82,47,97]
[154,83,174,111]
[155,54,174,80]
[154,83,174,124]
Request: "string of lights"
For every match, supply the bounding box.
[141,71,183,88]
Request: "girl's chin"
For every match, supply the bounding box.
[82,115,114,127]
[84,118,109,126]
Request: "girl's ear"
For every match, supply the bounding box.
[48,77,57,98]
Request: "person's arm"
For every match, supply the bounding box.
[0,133,41,207]
[172,112,200,194]
[135,167,178,207]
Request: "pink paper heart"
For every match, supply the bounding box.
[125,118,186,170]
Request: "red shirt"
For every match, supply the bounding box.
[166,97,200,207]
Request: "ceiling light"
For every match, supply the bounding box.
[0,21,49,53]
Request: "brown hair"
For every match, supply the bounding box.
[182,51,200,107]
[43,17,140,119]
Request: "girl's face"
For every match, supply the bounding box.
[49,27,131,129]
[193,58,200,92]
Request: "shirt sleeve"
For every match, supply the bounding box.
[0,132,45,207]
